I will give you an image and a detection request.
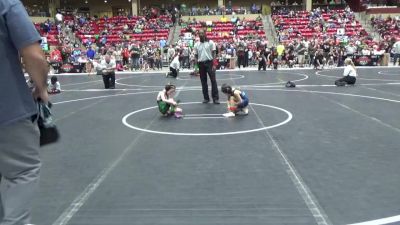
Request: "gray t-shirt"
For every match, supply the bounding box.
[194,40,216,62]
[0,0,42,125]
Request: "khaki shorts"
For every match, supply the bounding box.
[297,55,305,64]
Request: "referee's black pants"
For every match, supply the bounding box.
[198,60,219,101]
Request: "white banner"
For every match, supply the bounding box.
[41,37,48,44]
[337,28,345,36]
[184,32,192,39]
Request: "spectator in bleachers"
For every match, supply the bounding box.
[122,47,130,67]
[50,47,62,63]
[130,44,141,70]
[361,46,371,56]
[296,41,307,67]
[237,41,246,68]
[159,38,167,49]
[181,44,191,69]
[258,49,267,70]
[113,47,122,68]
[345,42,357,57]
[393,39,400,66]
[244,46,250,67]
[307,42,317,66]
[55,11,63,24]
[86,46,95,60]
[155,50,162,70]
[276,42,285,61]
[167,45,176,62]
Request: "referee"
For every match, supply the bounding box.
[194,30,219,104]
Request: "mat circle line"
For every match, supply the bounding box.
[176,74,245,80]
[316,70,400,82]
[378,71,400,76]
[54,88,400,106]
[122,102,293,136]
[115,72,309,88]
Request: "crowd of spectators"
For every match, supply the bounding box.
[370,15,400,40]
[273,7,369,43]
[24,5,50,17]
[41,8,270,73]
[265,6,400,67]
[175,15,268,70]
[31,4,400,73]
[46,14,268,73]
[38,8,173,73]
[268,7,400,68]
[258,38,394,69]
[186,3,262,16]
[178,6,398,70]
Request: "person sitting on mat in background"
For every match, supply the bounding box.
[221,83,249,118]
[156,84,183,118]
[335,58,357,86]
[166,52,180,78]
[48,76,61,94]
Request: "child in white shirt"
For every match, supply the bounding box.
[166,53,180,78]
[335,58,357,86]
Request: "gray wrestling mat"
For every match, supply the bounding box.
[33,67,400,225]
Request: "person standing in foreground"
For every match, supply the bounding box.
[193,30,220,104]
[0,0,49,224]
[335,58,357,86]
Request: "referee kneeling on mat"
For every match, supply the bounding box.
[100,55,116,89]
[193,30,220,104]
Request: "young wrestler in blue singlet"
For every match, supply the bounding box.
[221,83,249,118]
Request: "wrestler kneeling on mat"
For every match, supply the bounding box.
[335,58,357,86]
[221,83,249,118]
[156,84,183,118]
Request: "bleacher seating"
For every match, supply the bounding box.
[370,16,400,40]
[180,20,265,43]
[272,9,368,43]
[71,15,171,45]
[34,23,60,46]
